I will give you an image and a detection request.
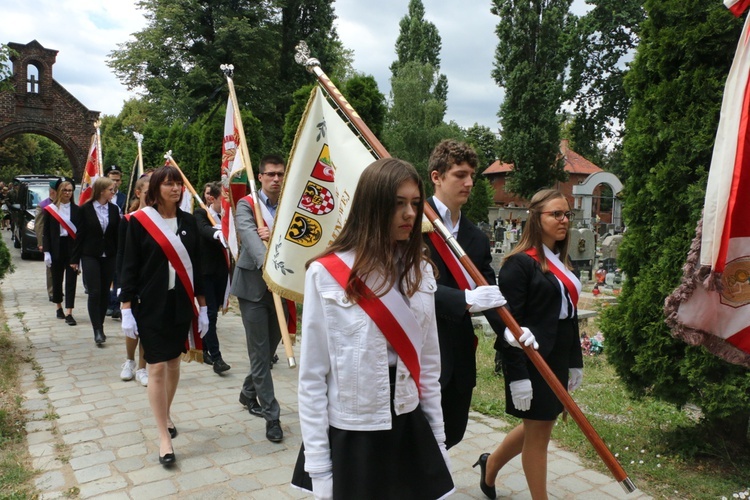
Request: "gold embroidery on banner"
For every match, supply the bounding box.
[720,256,750,308]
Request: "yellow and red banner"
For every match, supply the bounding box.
[263,87,376,302]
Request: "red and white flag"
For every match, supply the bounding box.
[665,1,750,367]
[220,96,248,261]
[78,134,99,205]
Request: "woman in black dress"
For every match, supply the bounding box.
[119,166,208,466]
[71,177,120,346]
[43,178,80,325]
[476,189,583,500]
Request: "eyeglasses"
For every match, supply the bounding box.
[540,210,574,221]
[261,172,285,178]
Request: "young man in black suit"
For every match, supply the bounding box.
[194,181,231,374]
[425,140,506,449]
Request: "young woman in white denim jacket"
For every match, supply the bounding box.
[291,158,454,500]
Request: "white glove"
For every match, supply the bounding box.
[198,306,209,338]
[213,230,227,248]
[44,252,52,267]
[121,308,138,339]
[212,223,222,231]
[504,327,539,350]
[509,379,533,411]
[568,367,583,392]
[310,471,333,500]
[439,442,452,474]
[465,285,506,313]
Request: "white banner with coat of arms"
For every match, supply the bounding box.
[263,87,376,302]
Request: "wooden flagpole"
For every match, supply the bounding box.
[95,119,103,176]
[221,64,297,369]
[294,40,636,493]
[163,151,218,227]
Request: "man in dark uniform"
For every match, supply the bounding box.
[105,165,125,319]
[425,140,506,449]
[194,181,231,374]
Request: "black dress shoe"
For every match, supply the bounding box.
[239,392,263,417]
[203,351,214,365]
[65,314,77,326]
[473,453,497,499]
[168,425,178,439]
[56,308,65,319]
[159,451,176,466]
[111,309,121,320]
[266,419,283,442]
[213,358,231,374]
[94,329,106,345]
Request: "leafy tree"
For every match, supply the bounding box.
[108,0,281,141]
[565,0,645,165]
[463,177,495,224]
[383,61,462,184]
[279,0,343,106]
[465,124,501,174]
[600,0,750,442]
[0,135,70,181]
[0,44,16,92]
[492,0,573,198]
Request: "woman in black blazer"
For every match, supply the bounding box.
[43,179,81,325]
[476,189,584,500]
[71,177,120,346]
[119,165,208,467]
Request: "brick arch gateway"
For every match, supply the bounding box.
[0,40,99,180]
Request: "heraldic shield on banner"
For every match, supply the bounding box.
[263,87,376,302]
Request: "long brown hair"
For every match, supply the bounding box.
[505,189,572,272]
[53,181,75,207]
[89,177,114,205]
[308,158,429,301]
[128,176,150,213]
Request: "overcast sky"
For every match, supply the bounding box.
[4,0,590,132]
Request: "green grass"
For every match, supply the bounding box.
[472,333,750,499]
[0,306,36,499]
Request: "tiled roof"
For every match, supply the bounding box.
[483,140,603,176]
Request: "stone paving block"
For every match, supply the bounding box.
[28,442,56,458]
[98,431,145,450]
[175,467,229,490]
[227,476,263,493]
[25,419,54,433]
[73,463,112,484]
[102,421,141,436]
[56,403,96,417]
[128,479,178,499]
[26,430,56,445]
[576,468,614,485]
[34,470,66,491]
[61,427,103,445]
[56,412,90,425]
[69,450,116,470]
[113,456,146,473]
[129,464,177,485]
[32,455,65,472]
[76,475,129,499]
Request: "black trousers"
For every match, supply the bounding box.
[50,236,77,308]
[201,270,228,359]
[81,255,116,330]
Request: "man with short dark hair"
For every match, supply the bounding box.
[425,139,506,449]
[194,181,231,374]
[105,166,125,319]
[232,154,288,443]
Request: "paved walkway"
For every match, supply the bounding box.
[1,230,650,499]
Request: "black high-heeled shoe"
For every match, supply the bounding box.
[472,453,497,499]
[159,450,176,466]
[168,425,177,439]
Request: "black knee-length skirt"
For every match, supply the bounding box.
[292,374,454,499]
[137,290,191,364]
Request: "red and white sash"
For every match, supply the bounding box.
[132,207,203,354]
[427,231,476,291]
[317,251,422,394]
[242,194,297,333]
[242,194,275,231]
[525,246,581,310]
[132,208,199,317]
[44,204,77,240]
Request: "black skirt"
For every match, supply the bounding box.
[136,290,190,364]
[292,373,454,499]
[504,317,578,420]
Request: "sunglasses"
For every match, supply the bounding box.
[540,210,574,221]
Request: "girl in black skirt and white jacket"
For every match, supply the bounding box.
[292,159,454,500]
